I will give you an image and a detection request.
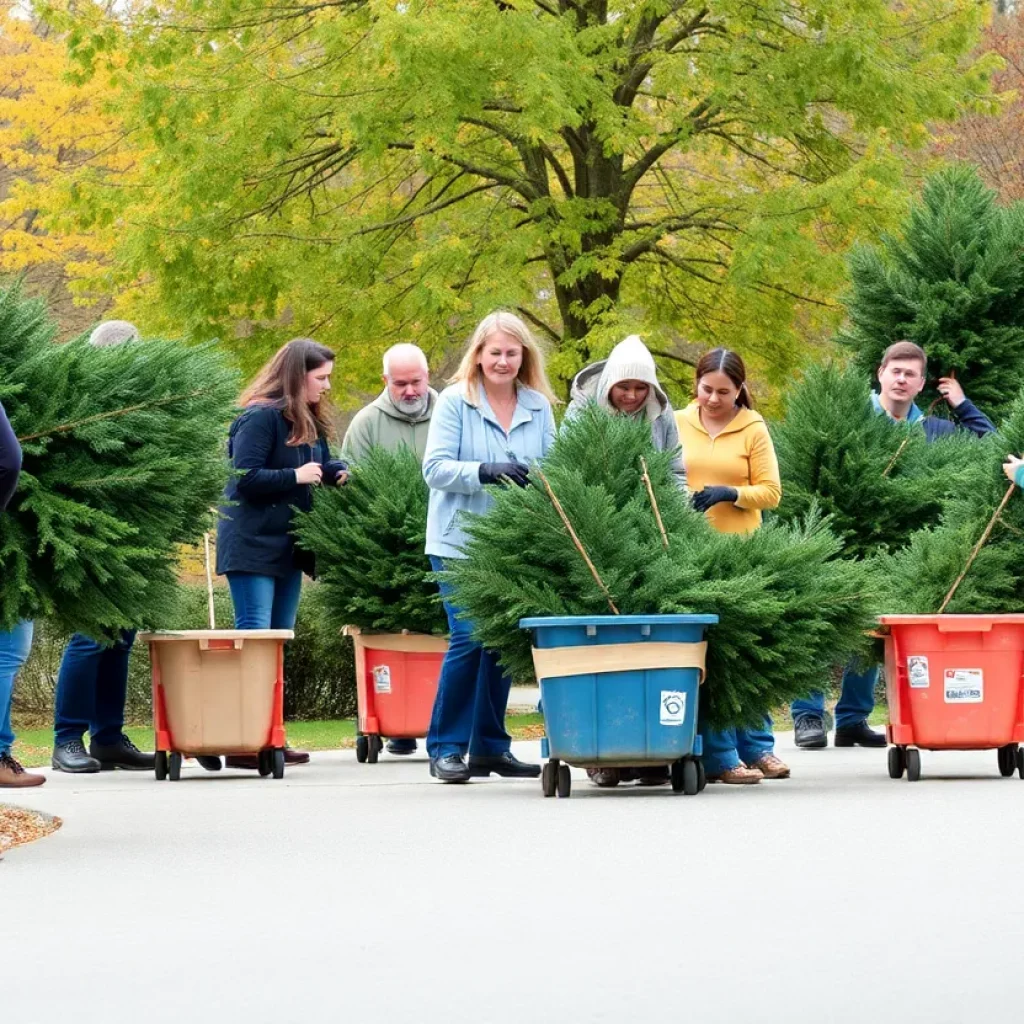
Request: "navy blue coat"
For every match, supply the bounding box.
[923,399,994,442]
[0,400,21,513]
[216,404,334,578]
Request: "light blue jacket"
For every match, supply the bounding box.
[423,382,557,559]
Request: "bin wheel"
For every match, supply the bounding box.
[887,745,905,780]
[998,744,1018,778]
[355,735,369,764]
[367,735,382,764]
[1017,747,1024,780]
[257,749,273,777]
[541,761,557,798]
[556,763,571,798]
[696,761,707,792]
[272,748,285,780]
[670,760,685,793]
[905,747,921,782]
[682,759,700,796]
[168,752,182,782]
[155,750,168,781]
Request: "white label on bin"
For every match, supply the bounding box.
[373,666,392,694]
[908,656,930,689]
[660,691,687,726]
[944,668,983,704]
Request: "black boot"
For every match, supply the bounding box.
[794,715,828,749]
[52,739,102,773]
[834,719,886,747]
[90,734,156,771]
[468,752,541,778]
[429,754,472,783]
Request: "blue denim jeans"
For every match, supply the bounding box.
[701,717,775,775]
[426,556,512,759]
[226,570,303,630]
[54,630,137,746]
[791,659,878,730]
[0,620,34,754]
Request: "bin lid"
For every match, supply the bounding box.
[519,614,718,629]
[139,629,295,641]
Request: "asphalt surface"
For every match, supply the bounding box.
[4,734,1023,1024]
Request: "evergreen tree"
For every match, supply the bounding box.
[843,165,1024,419]
[772,362,976,559]
[0,285,238,635]
[879,392,1024,614]
[293,444,445,636]
[444,407,876,731]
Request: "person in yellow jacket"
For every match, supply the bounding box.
[675,348,789,785]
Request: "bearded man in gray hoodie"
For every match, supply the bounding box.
[341,342,437,755]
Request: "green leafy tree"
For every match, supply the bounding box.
[0,285,238,635]
[772,362,976,559]
[293,444,445,635]
[843,164,1024,419]
[444,407,875,729]
[43,0,993,391]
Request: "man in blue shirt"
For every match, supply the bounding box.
[794,340,995,749]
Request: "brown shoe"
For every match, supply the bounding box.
[750,753,790,779]
[224,755,259,770]
[586,767,622,787]
[284,747,310,765]
[0,752,46,788]
[636,766,670,786]
[706,763,763,785]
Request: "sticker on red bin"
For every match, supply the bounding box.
[660,691,686,726]
[373,666,392,694]
[944,668,983,704]
[908,656,930,689]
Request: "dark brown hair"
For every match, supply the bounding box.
[240,338,336,446]
[695,348,754,409]
[880,340,927,371]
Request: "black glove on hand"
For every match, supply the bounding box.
[479,461,530,488]
[691,485,738,513]
[323,459,349,486]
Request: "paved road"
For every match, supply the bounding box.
[4,735,1023,1023]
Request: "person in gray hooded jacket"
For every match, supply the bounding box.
[564,334,687,490]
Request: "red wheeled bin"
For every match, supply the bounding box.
[879,614,1024,781]
[344,626,448,763]
[142,629,293,780]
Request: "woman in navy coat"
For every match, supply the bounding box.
[216,337,347,766]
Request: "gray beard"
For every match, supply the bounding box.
[396,394,428,417]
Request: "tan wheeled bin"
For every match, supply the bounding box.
[141,629,294,780]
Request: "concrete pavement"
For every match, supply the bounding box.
[4,733,1024,1023]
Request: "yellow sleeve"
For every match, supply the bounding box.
[734,422,781,510]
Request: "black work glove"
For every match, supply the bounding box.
[691,485,738,513]
[479,461,530,488]
[323,459,349,486]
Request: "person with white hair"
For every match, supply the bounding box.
[341,342,437,755]
[51,321,161,774]
[340,342,437,462]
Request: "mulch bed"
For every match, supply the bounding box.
[0,805,62,857]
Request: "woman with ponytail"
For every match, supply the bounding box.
[675,348,787,785]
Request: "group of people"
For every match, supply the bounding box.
[0,312,1005,790]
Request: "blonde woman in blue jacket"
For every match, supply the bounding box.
[423,311,557,783]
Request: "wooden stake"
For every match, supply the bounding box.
[536,469,620,614]
[882,396,946,479]
[17,388,215,443]
[938,482,1016,614]
[203,531,217,629]
[640,457,669,550]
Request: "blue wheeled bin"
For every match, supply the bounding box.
[519,614,718,798]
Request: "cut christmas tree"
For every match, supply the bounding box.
[0,285,238,635]
[443,406,876,730]
[771,362,976,559]
[878,392,1024,615]
[842,164,1024,420]
[293,443,445,635]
